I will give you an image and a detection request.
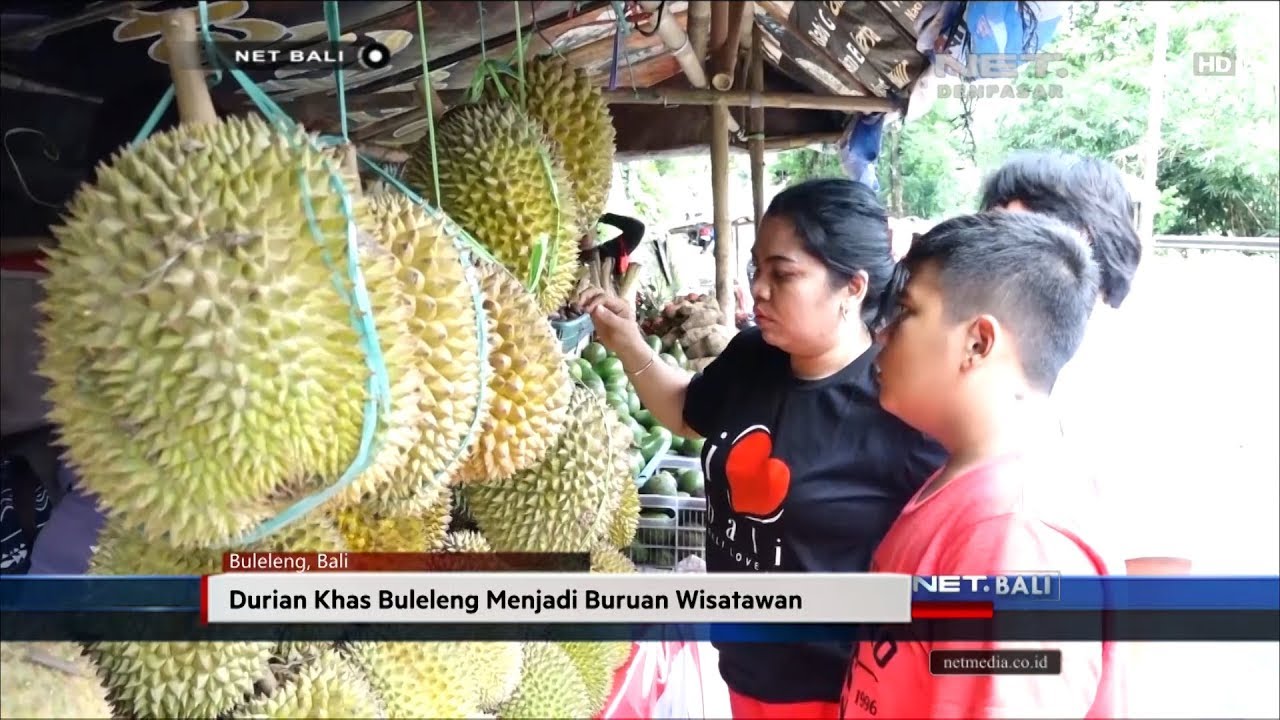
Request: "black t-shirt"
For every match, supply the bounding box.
[682,326,947,704]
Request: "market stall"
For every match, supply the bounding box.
[1,2,1061,718]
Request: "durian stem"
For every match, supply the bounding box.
[341,143,363,198]
[162,9,218,126]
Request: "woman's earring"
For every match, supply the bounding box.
[840,304,850,320]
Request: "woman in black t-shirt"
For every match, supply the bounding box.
[579,179,946,718]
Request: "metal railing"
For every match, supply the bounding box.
[1152,235,1280,253]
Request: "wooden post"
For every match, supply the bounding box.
[710,101,734,327]
[749,22,766,228]
[711,2,748,91]
[601,87,896,113]
[162,9,217,126]
[341,144,363,199]
[709,2,730,55]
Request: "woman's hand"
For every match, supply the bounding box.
[579,288,646,362]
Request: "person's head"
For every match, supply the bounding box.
[751,178,895,356]
[979,150,1141,309]
[874,211,1100,443]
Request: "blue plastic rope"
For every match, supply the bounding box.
[119,1,394,547]
[324,2,349,141]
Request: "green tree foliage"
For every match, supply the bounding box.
[995,1,1279,236]
[630,2,1276,238]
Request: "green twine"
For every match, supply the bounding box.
[415,1,442,205]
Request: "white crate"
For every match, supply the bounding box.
[628,454,706,571]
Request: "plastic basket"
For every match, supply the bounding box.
[629,454,706,571]
[552,314,594,354]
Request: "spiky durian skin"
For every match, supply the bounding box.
[501,55,617,231]
[229,647,383,719]
[404,101,582,314]
[500,642,593,719]
[36,114,419,548]
[0,642,113,719]
[607,482,641,548]
[442,529,492,552]
[456,262,572,484]
[345,641,501,718]
[363,193,490,511]
[84,516,344,719]
[557,641,632,717]
[335,479,453,552]
[469,643,525,712]
[464,386,634,552]
[590,545,638,574]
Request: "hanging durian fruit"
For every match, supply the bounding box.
[607,482,641,548]
[228,647,384,719]
[403,101,582,314]
[558,641,633,717]
[335,479,454,553]
[37,114,420,548]
[456,262,572,484]
[469,642,526,713]
[495,55,616,231]
[0,642,113,719]
[590,545,638,574]
[464,385,634,552]
[344,641,509,718]
[361,192,491,511]
[499,642,593,719]
[84,514,346,719]
[442,529,492,552]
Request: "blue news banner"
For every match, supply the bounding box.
[1,575,1276,643]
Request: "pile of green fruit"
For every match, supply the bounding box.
[568,341,706,479]
[567,340,710,571]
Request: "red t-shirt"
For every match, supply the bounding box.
[840,453,1126,719]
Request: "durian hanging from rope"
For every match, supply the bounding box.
[491,54,617,232]
[36,110,425,549]
[455,260,573,484]
[403,99,583,315]
[463,384,635,553]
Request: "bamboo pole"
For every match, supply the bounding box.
[601,87,896,112]
[162,9,217,126]
[711,2,748,91]
[688,1,712,60]
[710,100,733,327]
[709,2,730,55]
[749,22,766,228]
[636,0,742,135]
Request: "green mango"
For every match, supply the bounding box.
[582,342,609,365]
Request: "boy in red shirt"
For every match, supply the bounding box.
[842,211,1125,718]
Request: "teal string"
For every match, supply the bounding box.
[127,2,502,545]
[133,1,392,547]
[324,1,349,140]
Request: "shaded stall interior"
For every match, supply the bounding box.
[1,1,931,309]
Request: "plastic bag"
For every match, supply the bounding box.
[600,634,731,719]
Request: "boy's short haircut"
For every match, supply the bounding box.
[901,211,1101,392]
[979,150,1141,309]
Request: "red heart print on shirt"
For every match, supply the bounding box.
[724,428,791,518]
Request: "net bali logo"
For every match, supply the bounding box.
[933,52,1067,100]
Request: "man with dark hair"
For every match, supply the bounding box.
[843,211,1123,719]
[979,149,1190,579]
[979,150,1142,309]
